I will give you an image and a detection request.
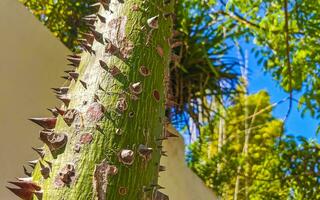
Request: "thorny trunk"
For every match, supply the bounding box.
[7,0,174,199]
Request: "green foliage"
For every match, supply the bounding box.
[188,90,320,199]
[210,0,320,120]
[171,0,239,125]
[21,0,96,50]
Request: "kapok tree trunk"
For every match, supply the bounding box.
[7,0,174,199]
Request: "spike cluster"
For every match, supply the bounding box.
[8,0,174,199]
[7,178,42,200]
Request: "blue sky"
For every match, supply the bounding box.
[245,43,320,141]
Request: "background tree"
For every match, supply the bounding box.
[188,89,320,199]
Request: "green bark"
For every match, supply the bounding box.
[13,1,174,199]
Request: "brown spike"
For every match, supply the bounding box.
[28,160,38,169]
[80,42,93,53]
[64,69,75,73]
[61,76,71,80]
[16,177,33,182]
[68,72,79,80]
[99,0,111,10]
[90,27,104,44]
[67,57,81,67]
[90,2,100,7]
[31,147,45,158]
[154,191,169,200]
[118,149,134,165]
[8,181,41,191]
[29,117,56,129]
[150,184,165,190]
[51,87,69,95]
[79,80,88,89]
[105,42,118,55]
[56,95,71,106]
[129,82,143,95]
[159,165,166,172]
[45,160,53,170]
[97,14,106,23]
[40,131,68,152]
[147,15,159,29]
[23,166,32,177]
[82,14,96,24]
[164,128,179,138]
[81,32,94,45]
[39,161,50,179]
[161,151,168,157]
[98,84,105,91]
[138,144,153,160]
[96,124,104,134]
[6,187,33,200]
[47,108,58,117]
[99,60,108,70]
[108,65,121,76]
[94,94,100,101]
[62,109,79,126]
[55,107,66,116]
[156,137,168,141]
[67,54,81,59]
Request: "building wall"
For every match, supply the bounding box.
[159,128,217,200]
[0,0,70,198]
[0,1,217,199]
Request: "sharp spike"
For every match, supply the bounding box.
[97,14,106,23]
[67,56,81,67]
[147,15,159,29]
[90,2,100,7]
[27,160,38,169]
[161,151,168,157]
[99,60,108,70]
[79,80,87,89]
[51,87,69,95]
[64,69,75,73]
[55,107,66,116]
[98,84,105,91]
[159,165,166,172]
[45,160,52,170]
[81,32,94,45]
[29,118,56,129]
[89,27,104,44]
[6,187,33,200]
[154,191,169,200]
[150,184,165,190]
[23,166,32,177]
[80,42,93,53]
[47,108,58,117]
[31,147,45,158]
[99,0,111,10]
[68,72,79,80]
[56,95,71,106]
[8,181,41,191]
[39,161,50,179]
[16,177,33,182]
[61,76,71,80]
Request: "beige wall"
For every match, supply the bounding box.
[0,1,216,199]
[0,0,70,198]
[159,132,217,200]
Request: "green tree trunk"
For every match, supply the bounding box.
[8,0,174,199]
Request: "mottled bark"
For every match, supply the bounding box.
[8,0,174,199]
